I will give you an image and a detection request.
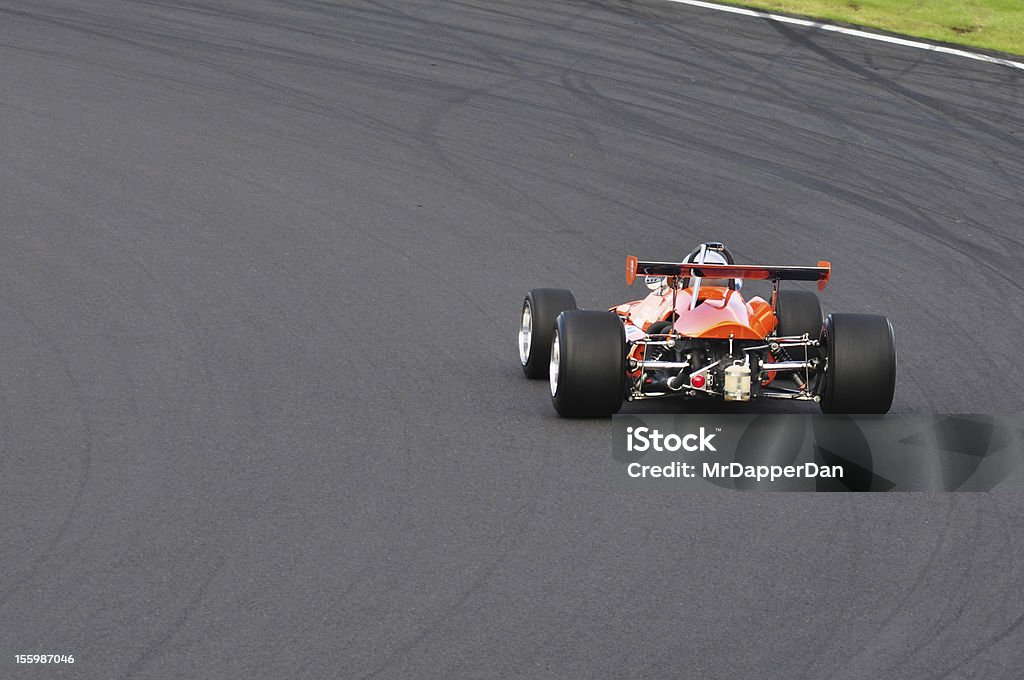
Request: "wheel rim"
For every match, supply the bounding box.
[549,330,561,397]
[518,302,533,366]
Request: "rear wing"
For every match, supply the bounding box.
[626,256,831,291]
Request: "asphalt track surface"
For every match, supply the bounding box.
[2,1,1023,678]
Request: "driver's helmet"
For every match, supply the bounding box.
[682,242,739,289]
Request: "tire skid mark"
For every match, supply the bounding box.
[556,67,1024,295]
[117,554,228,679]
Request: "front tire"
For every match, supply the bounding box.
[818,313,896,414]
[775,289,823,339]
[519,289,576,379]
[550,310,625,418]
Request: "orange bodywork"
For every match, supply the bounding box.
[673,288,775,339]
[616,287,776,339]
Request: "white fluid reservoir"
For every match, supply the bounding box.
[723,363,751,401]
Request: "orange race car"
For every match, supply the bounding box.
[518,242,896,417]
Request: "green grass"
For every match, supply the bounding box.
[717,0,1024,56]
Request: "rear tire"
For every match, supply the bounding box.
[775,290,823,339]
[519,289,576,379]
[818,313,896,414]
[550,310,625,418]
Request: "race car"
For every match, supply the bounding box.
[518,242,896,417]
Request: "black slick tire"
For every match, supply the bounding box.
[818,313,896,414]
[775,290,823,339]
[519,289,576,379]
[550,310,625,418]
